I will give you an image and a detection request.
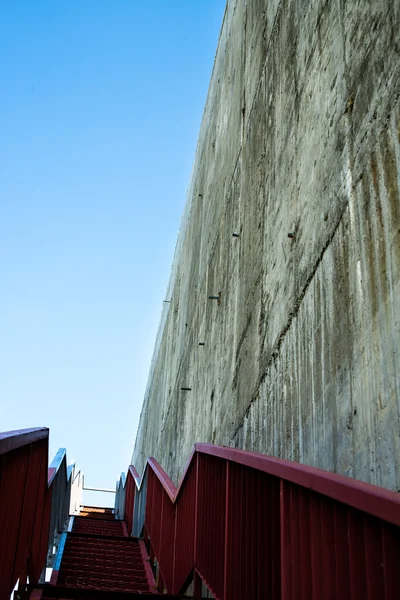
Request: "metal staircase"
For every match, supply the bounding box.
[2,427,400,600]
[47,507,156,595]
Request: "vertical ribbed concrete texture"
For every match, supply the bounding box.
[133,0,400,490]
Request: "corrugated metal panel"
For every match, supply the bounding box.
[132,468,147,538]
[124,468,136,534]
[172,458,196,594]
[224,462,280,600]
[138,443,400,599]
[195,453,226,597]
[158,488,175,592]
[0,428,72,598]
[0,430,49,597]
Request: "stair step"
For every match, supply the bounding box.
[72,517,125,537]
[56,537,150,593]
[78,507,116,521]
[36,513,159,597]
[38,587,182,599]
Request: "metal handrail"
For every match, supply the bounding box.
[84,486,116,492]
[115,465,144,535]
[46,448,73,575]
[0,428,72,598]
[0,427,48,455]
[129,442,400,526]
[123,443,400,599]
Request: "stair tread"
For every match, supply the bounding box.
[44,515,156,596]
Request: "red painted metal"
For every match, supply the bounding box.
[158,488,175,592]
[0,427,48,455]
[30,448,53,583]
[139,539,159,595]
[172,458,196,593]
[48,514,157,595]
[57,535,150,592]
[133,443,400,599]
[124,466,137,535]
[195,453,226,596]
[197,444,400,525]
[0,429,74,600]
[0,428,50,599]
[5,431,400,599]
[150,470,163,560]
[72,516,125,537]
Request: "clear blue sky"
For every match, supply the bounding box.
[0,1,225,505]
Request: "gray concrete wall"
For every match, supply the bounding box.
[133,0,400,490]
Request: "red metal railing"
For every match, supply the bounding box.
[0,428,71,600]
[124,466,137,536]
[125,444,400,599]
[116,465,145,537]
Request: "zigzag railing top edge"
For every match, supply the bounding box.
[132,443,400,526]
[48,449,69,486]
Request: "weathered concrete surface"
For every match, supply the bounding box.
[133,0,400,490]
